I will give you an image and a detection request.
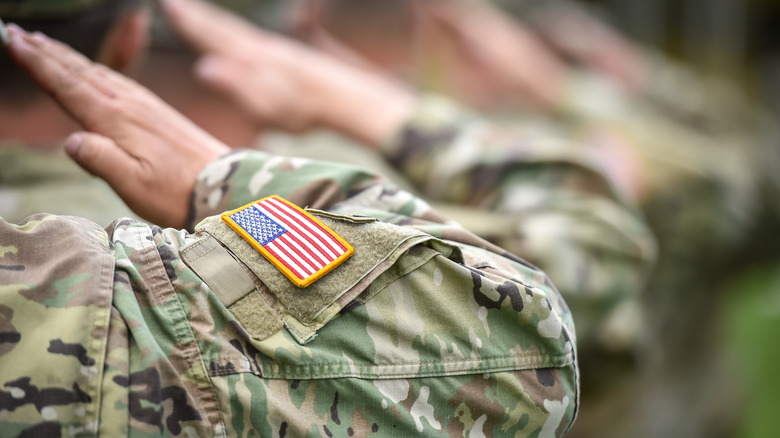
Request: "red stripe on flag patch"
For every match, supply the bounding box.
[221,195,354,287]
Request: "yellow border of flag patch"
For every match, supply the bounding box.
[221,195,354,287]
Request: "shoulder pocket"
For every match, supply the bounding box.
[193,211,459,344]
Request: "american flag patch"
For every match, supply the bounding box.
[221,195,354,287]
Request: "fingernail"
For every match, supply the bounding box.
[7,31,31,52]
[5,23,27,49]
[65,134,83,156]
[6,23,24,36]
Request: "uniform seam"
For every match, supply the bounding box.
[259,352,573,379]
[263,352,571,368]
[265,362,575,380]
[133,225,228,434]
[82,224,115,431]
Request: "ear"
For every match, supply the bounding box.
[95,9,150,73]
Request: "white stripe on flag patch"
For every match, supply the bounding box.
[257,199,343,259]
[221,195,354,287]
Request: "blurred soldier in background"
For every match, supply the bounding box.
[276,1,776,437]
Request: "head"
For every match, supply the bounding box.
[0,0,148,106]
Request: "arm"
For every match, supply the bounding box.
[162,0,415,149]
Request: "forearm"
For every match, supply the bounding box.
[312,60,417,149]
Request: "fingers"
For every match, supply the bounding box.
[5,25,131,127]
[194,55,235,89]
[7,25,98,97]
[194,55,277,122]
[420,1,565,110]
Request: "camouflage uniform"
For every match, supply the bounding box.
[0,150,579,437]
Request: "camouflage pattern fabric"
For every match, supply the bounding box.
[0,150,579,436]
[0,144,137,226]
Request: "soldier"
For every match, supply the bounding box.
[0,21,583,437]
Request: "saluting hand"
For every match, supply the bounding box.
[162,0,415,148]
[4,24,230,229]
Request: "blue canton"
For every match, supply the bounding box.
[229,205,286,245]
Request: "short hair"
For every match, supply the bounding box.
[0,0,140,104]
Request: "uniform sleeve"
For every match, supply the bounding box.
[188,150,385,226]
[379,95,657,340]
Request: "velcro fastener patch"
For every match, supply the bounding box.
[221,195,354,287]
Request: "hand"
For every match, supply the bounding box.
[162,0,415,148]
[4,25,230,229]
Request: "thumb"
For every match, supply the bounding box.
[194,55,245,93]
[65,131,134,184]
[194,55,265,118]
